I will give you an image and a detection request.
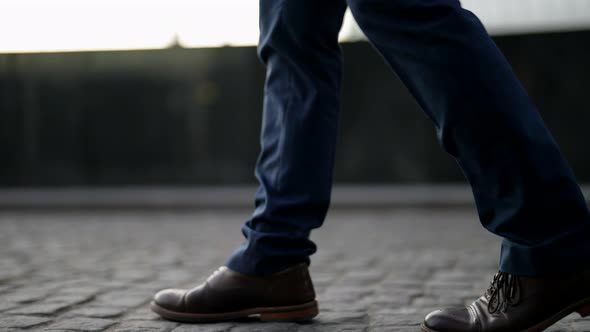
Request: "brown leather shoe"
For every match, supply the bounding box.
[150,263,318,323]
[422,269,590,332]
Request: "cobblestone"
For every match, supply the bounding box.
[65,306,129,319]
[6,303,73,316]
[171,323,235,332]
[0,208,588,331]
[0,315,52,329]
[43,317,116,331]
[110,320,178,332]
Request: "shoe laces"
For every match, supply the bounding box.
[485,272,521,314]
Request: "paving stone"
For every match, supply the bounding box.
[156,270,201,284]
[56,286,103,296]
[0,302,20,312]
[361,294,413,309]
[6,303,71,315]
[125,280,179,293]
[1,208,588,331]
[0,268,29,281]
[125,307,161,320]
[369,312,423,328]
[315,311,368,324]
[65,306,128,318]
[322,286,374,302]
[367,326,417,332]
[1,290,51,303]
[297,323,366,332]
[0,284,18,294]
[229,323,298,332]
[378,279,426,290]
[412,296,465,308]
[91,280,131,289]
[93,292,150,308]
[110,269,157,282]
[44,317,116,331]
[110,320,178,332]
[171,323,234,332]
[0,315,52,328]
[45,293,95,306]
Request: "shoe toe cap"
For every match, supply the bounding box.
[153,288,186,311]
[424,308,473,332]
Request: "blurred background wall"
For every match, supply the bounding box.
[1,1,589,187]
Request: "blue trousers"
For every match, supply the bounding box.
[226,0,590,277]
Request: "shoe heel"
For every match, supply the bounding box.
[576,303,590,317]
[259,301,319,322]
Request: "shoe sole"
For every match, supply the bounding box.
[150,300,319,323]
[420,296,590,332]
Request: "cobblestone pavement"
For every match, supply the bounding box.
[1,208,589,332]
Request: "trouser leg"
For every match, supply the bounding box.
[346,0,590,276]
[226,0,347,276]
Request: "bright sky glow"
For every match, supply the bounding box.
[462,0,590,36]
[1,0,589,53]
[0,0,264,53]
[175,0,260,47]
[0,0,178,53]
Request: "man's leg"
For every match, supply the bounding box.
[226,0,347,277]
[346,0,590,331]
[347,0,590,277]
[151,0,347,322]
